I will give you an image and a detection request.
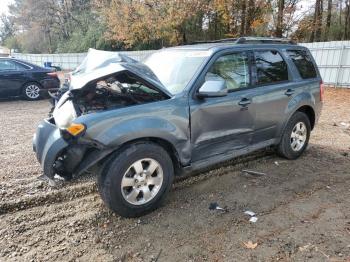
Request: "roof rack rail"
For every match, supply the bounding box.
[235,37,296,45]
[188,38,237,45]
[188,36,296,45]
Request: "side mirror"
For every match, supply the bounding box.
[197,77,228,98]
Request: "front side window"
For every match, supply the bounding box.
[287,50,317,79]
[206,52,250,91]
[255,50,288,85]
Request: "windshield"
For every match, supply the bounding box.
[143,50,211,94]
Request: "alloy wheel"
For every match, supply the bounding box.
[290,122,307,152]
[25,84,40,99]
[121,158,164,205]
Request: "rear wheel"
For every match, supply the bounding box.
[22,82,41,100]
[98,142,174,218]
[277,112,311,159]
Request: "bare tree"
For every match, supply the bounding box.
[246,0,255,35]
[275,0,285,37]
[325,0,332,40]
[344,0,350,39]
[310,0,323,42]
[240,0,247,36]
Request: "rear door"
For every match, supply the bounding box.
[250,49,298,143]
[189,51,255,162]
[0,59,28,97]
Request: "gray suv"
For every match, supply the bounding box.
[33,37,323,217]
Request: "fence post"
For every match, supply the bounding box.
[335,45,345,88]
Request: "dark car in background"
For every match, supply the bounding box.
[0,57,60,100]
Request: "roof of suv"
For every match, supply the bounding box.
[167,37,304,52]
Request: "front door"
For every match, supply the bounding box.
[189,51,255,162]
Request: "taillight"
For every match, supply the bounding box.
[320,81,324,102]
[47,72,58,78]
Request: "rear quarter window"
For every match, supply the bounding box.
[254,50,289,85]
[13,61,31,70]
[287,50,317,79]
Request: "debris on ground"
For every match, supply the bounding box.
[243,241,258,249]
[249,216,258,223]
[1,88,350,261]
[209,202,228,212]
[244,210,258,223]
[274,161,279,166]
[298,243,312,252]
[339,122,350,129]
[242,169,267,177]
[244,210,256,217]
[154,249,162,262]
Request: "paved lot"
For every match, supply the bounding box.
[0,88,349,261]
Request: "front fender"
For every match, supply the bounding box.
[75,98,191,165]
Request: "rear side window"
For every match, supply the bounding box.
[287,50,317,79]
[0,60,17,71]
[254,50,289,85]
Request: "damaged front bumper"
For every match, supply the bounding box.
[33,118,69,179]
[33,118,114,180]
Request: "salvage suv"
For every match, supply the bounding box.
[33,37,323,217]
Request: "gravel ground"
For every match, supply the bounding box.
[0,88,349,261]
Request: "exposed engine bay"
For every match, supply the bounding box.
[72,72,167,115]
[50,71,168,118]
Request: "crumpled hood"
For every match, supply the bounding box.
[69,48,172,97]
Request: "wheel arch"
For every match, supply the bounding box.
[21,80,43,90]
[296,105,315,130]
[99,137,184,177]
[278,103,316,143]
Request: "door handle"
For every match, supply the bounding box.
[238,98,252,106]
[285,89,295,96]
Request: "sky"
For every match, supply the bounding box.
[0,0,13,16]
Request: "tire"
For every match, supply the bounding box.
[98,142,174,218]
[22,82,41,100]
[277,112,311,160]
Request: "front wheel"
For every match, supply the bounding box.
[277,112,311,159]
[98,142,174,218]
[22,82,41,100]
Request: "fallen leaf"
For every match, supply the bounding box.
[243,241,258,249]
[299,244,311,252]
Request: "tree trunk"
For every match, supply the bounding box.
[339,0,342,27]
[325,0,332,41]
[240,0,246,36]
[344,0,350,39]
[246,0,255,35]
[275,0,285,37]
[311,0,323,42]
[316,0,323,41]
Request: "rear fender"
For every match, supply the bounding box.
[277,91,316,140]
